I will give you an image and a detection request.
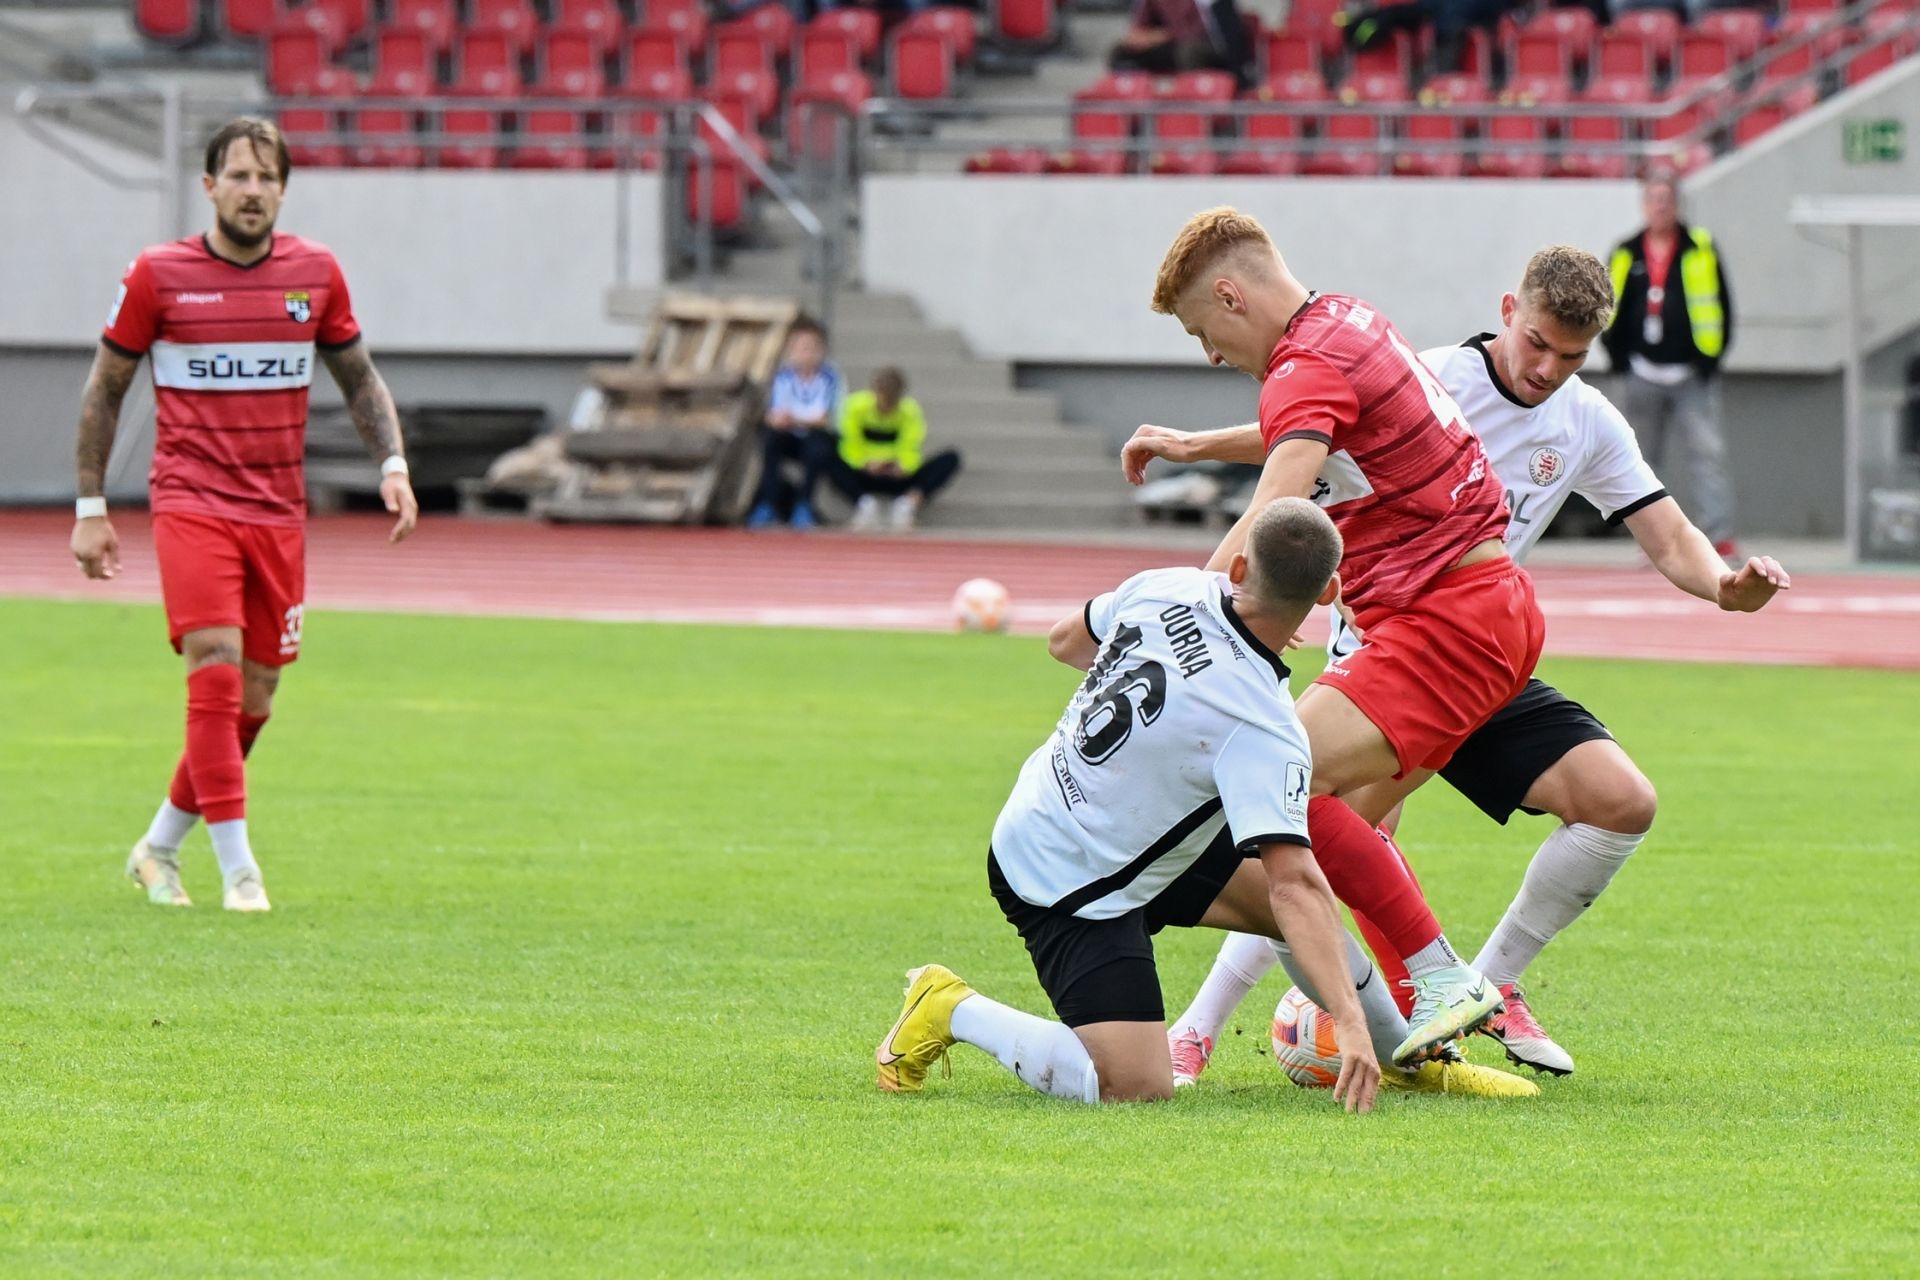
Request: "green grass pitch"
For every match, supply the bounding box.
[2,598,1916,1277]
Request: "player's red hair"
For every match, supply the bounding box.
[1151,207,1278,315]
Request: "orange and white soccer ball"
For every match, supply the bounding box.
[1272,985,1343,1089]
[952,577,1011,633]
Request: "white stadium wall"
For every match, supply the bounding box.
[861,177,1644,366]
[0,115,665,354]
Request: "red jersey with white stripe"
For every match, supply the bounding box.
[101,233,360,528]
[1258,292,1509,627]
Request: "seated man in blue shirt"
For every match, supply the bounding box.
[748,318,843,530]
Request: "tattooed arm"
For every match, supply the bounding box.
[71,343,142,579]
[321,339,418,543]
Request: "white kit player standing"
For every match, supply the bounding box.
[1125,247,1789,1079]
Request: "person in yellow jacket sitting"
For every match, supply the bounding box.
[831,368,963,531]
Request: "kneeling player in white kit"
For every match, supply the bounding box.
[874,499,1537,1107]
[1125,247,1789,1079]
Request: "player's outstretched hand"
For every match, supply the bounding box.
[71,516,120,580]
[1716,554,1789,612]
[382,473,419,544]
[1120,424,1194,486]
[1331,1041,1380,1115]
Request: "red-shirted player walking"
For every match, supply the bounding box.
[1124,207,1546,1064]
[70,118,418,913]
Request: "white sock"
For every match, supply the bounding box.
[1168,930,1280,1044]
[949,994,1101,1104]
[1405,933,1463,979]
[144,800,198,852]
[207,819,258,883]
[1272,935,1411,1070]
[1473,824,1646,985]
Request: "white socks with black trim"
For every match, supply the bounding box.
[950,994,1102,1104]
[1473,823,1645,985]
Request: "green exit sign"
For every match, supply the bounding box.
[1844,118,1905,163]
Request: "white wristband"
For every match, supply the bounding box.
[380,455,409,477]
[76,496,107,520]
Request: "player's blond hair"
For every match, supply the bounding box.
[1245,498,1342,608]
[1151,207,1281,315]
[1519,245,1616,334]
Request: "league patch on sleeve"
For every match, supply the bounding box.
[1284,761,1310,822]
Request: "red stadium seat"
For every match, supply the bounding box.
[1348,31,1413,81]
[371,29,434,88]
[1148,70,1234,174]
[1220,99,1302,176]
[713,27,777,75]
[469,0,538,55]
[1783,0,1840,11]
[1512,31,1574,81]
[790,68,872,163]
[698,98,771,173]
[385,0,455,54]
[1305,72,1400,177]
[1763,40,1816,85]
[313,0,370,42]
[1475,73,1563,178]
[1776,12,1856,62]
[892,28,956,100]
[537,28,607,95]
[687,161,748,235]
[1513,7,1598,74]
[725,3,797,60]
[1733,100,1783,145]
[710,67,780,124]
[626,27,691,76]
[1677,31,1735,80]
[367,56,431,98]
[1561,74,1649,179]
[266,30,331,95]
[907,7,978,64]
[992,0,1057,46]
[1062,70,1153,173]
[1607,10,1682,75]
[352,105,425,168]
[434,107,505,169]
[964,147,1049,173]
[278,66,352,167]
[1264,30,1318,75]
[1696,11,1768,64]
[222,0,283,41]
[137,0,204,46]
[809,9,882,61]
[1284,0,1346,63]
[552,0,626,54]
[452,31,523,95]
[1596,29,1655,82]
[798,29,858,80]
[639,7,709,61]
[1397,72,1482,177]
[614,65,693,169]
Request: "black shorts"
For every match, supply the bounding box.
[1438,678,1614,824]
[986,830,1247,1028]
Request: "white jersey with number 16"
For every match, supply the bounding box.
[992,567,1313,922]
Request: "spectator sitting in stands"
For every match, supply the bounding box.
[830,367,962,532]
[748,317,842,530]
[1110,0,1254,85]
[1338,0,1523,72]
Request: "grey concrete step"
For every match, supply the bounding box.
[839,360,1013,394]
[920,491,1138,530]
[906,392,1065,427]
[833,328,977,364]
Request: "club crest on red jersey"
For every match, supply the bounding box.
[284,291,312,323]
[1528,447,1566,487]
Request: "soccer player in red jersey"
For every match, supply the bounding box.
[1125,207,1544,1063]
[69,118,418,912]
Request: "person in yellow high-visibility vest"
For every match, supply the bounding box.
[1602,175,1739,557]
[828,367,962,532]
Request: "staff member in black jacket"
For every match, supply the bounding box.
[1603,176,1739,557]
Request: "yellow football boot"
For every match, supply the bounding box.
[875,964,975,1093]
[1384,1057,1542,1099]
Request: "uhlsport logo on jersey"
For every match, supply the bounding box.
[1528,447,1567,487]
[284,291,312,323]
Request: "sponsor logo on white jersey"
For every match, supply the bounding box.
[150,340,316,391]
[1528,446,1567,486]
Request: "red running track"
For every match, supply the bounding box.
[6,511,1918,671]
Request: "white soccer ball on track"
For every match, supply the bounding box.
[952,577,1012,633]
[1271,985,1343,1089]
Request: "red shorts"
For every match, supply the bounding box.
[152,512,306,667]
[1315,557,1545,776]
